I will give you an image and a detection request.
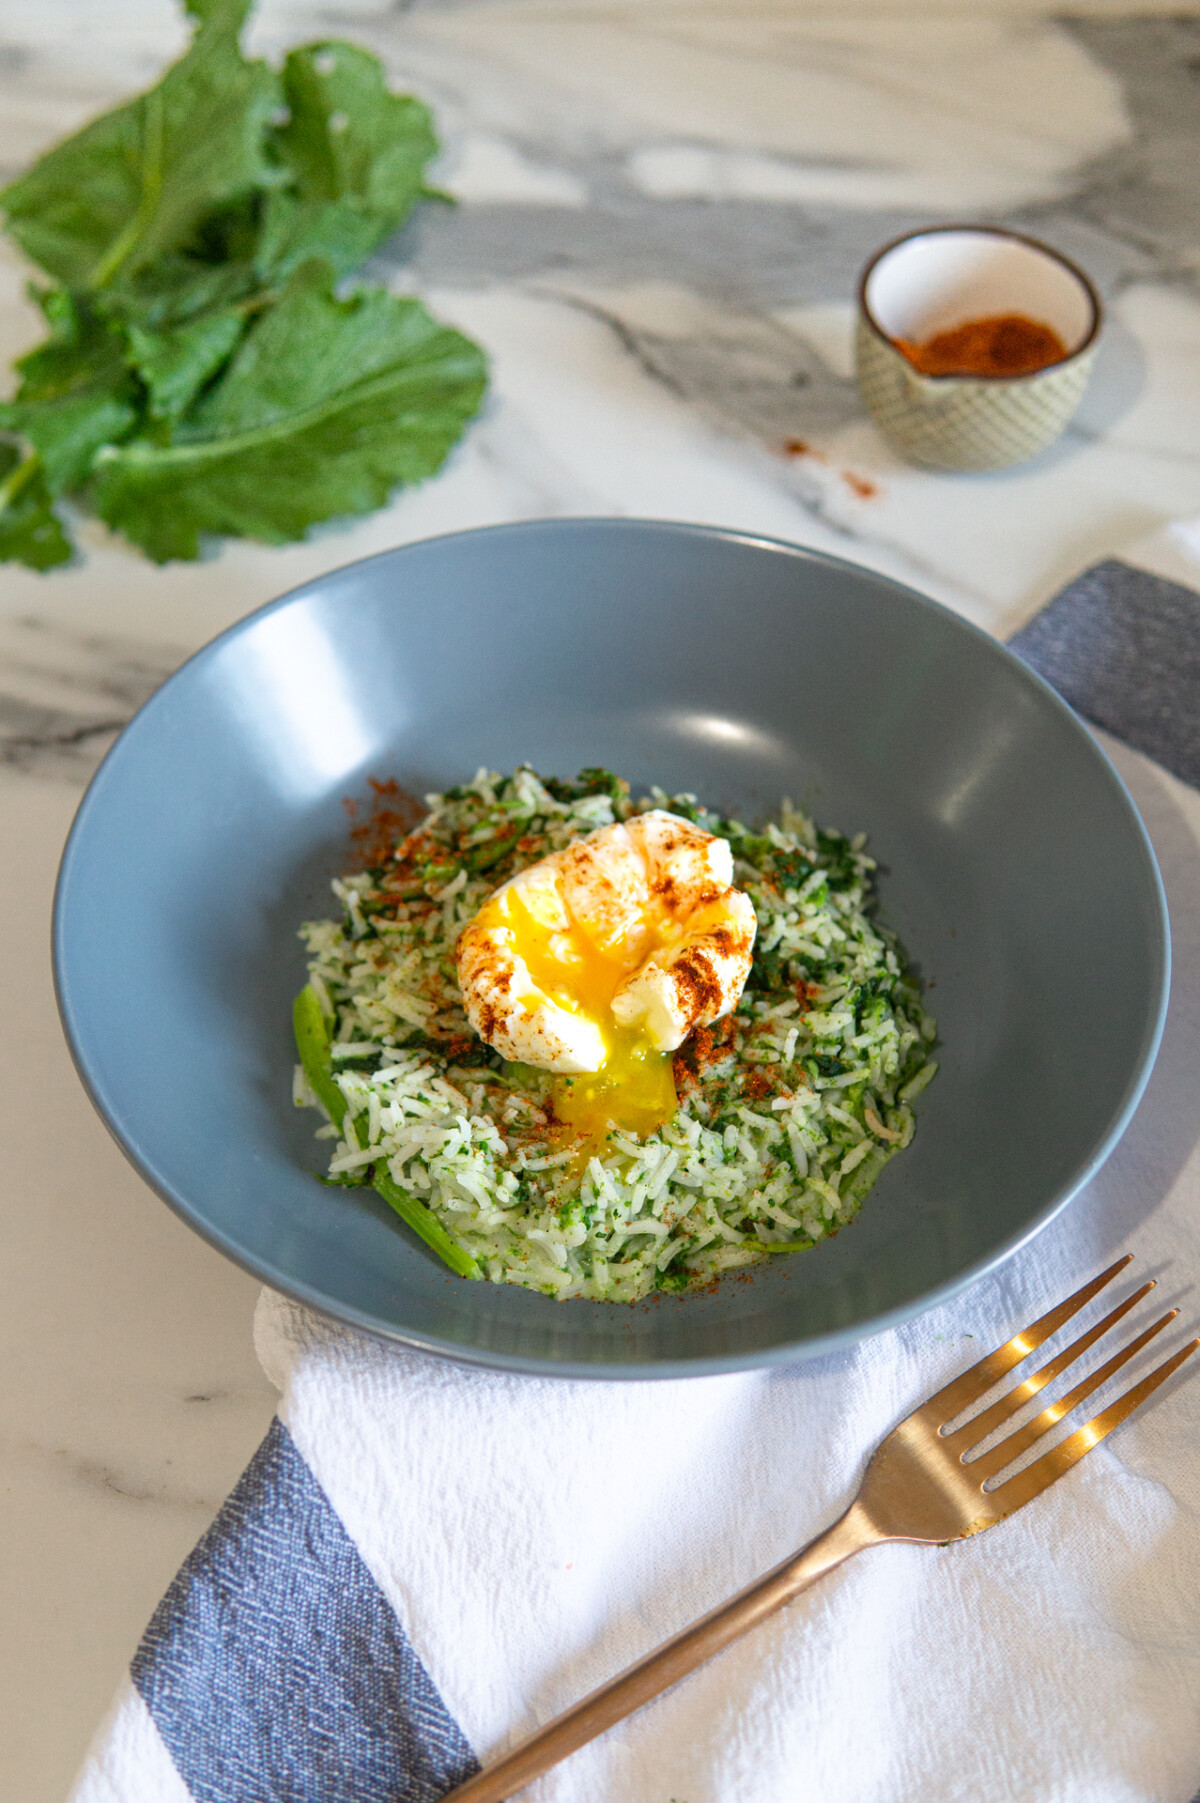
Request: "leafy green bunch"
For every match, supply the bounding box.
[0,0,487,569]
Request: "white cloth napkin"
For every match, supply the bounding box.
[71,530,1200,1803]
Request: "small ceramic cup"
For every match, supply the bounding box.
[855,225,1102,471]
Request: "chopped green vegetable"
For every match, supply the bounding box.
[0,0,485,570]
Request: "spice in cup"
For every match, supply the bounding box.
[855,227,1101,470]
[895,313,1068,379]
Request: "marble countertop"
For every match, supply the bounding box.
[4,3,1200,1797]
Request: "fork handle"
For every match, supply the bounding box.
[440,1500,880,1802]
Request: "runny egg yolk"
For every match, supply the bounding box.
[483,884,678,1144]
[457,812,758,1149]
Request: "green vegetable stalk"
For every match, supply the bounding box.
[292,984,481,1280]
[372,1169,483,1283]
[292,984,351,1130]
[0,0,487,570]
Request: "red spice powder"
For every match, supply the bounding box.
[895,313,1069,378]
[786,439,879,499]
[345,776,425,868]
[672,1015,735,1094]
[784,437,830,461]
[842,470,878,500]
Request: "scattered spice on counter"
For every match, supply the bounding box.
[783,440,880,500]
[842,471,879,500]
[894,314,1070,378]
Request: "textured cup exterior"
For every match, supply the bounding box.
[855,316,1097,471]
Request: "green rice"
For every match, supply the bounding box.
[295,766,937,1302]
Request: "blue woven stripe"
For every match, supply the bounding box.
[131,1417,479,1803]
[1010,557,1200,790]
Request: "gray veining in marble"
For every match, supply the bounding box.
[366,14,1200,493]
[1055,17,1200,283]
[0,618,183,779]
[385,17,1200,305]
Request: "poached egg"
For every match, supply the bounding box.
[455,810,757,1141]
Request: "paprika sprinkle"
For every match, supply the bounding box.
[894,313,1069,378]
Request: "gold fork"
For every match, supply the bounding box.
[444,1257,1197,1803]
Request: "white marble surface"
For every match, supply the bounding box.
[3,3,1200,1798]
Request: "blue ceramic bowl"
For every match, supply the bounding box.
[53,520,1168,1376]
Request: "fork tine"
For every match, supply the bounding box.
[982,1338,1199,1520]
[943,1281,1156,1450]
[966,1308,1177,1479]
[924,1256,1134,1423]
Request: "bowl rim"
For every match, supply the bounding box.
[857,223,1104,381]
[52,517,1170,1378]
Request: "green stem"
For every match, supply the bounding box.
[292,984,349,1129]
[0,450,42,514]
[292,984,480,1280]
[89,88,165,290]
[373,1170,482,1280]
[99,344,484,471]
[234,286,281,320]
